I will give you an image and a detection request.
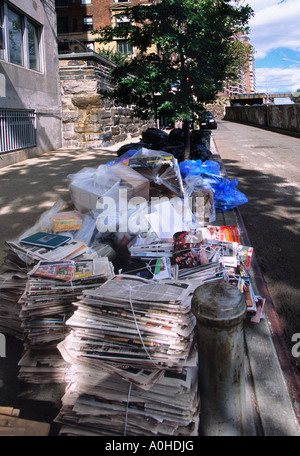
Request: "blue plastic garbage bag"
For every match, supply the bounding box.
[179,159,220,179]
[201,160,220,175]
[179,160,202,178]
[200,173,248,212]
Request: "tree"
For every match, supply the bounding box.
[93,0,253,160]
[291,89,300,103]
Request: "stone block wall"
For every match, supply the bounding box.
[59,52,154,149]
[224,104,300,137]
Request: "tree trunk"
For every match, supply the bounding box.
[183,119,191,161]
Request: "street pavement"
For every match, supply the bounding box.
[0,127,299,435]
[212,120,300,435]
[212,120,300,368]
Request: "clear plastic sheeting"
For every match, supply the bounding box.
[128,148,185,198]
[184,175,216,224]
[68,163,150,213]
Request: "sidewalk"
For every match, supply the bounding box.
[0,136,299,436]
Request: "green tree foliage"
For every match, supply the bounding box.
[93,0,253,158]
[96,46,129,66]
[291,89,300,103]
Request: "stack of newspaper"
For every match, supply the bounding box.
[128,234,174,259]
[5,239,90,265]
[55,275,200,435]
[0,242,39,340]
[17,257,115,384]
[125,234,175,281]
[173,241,240,281]
[55,361,199,436]
[0,239,92,340]
[0,269,27,339]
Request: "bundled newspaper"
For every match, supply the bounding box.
[0,269,27,339]
[17,257,115,384]
[55,363,199,436]
[55,275,200,435]
[0,239,95,340]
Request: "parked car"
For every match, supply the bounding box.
[200,111,217,129]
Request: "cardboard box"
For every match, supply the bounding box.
[52,211,83,232]
[69,163,150,213]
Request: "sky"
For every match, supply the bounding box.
[245,0,300,96]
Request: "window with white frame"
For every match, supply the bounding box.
[0,2,43,72]
[115,14,130,27]
[83,16,93,31]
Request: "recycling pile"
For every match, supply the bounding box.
[0,127,263,435]
[17,257,114,384]
[55,275,199,436]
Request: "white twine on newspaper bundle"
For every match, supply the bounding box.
[24,250,32,268]
[62,313,67,337]
[124,381,132,436]
[127,284,161,369]
[122,261,157,279]
[0,276,8,289]
[145,261,155,277]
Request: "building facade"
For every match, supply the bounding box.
[55,0,153,55]
[56,1,256,101]
[0,0,62,167]
[220,34,256,98]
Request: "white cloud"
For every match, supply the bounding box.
[255,66,300,93]
[247,0,300,59]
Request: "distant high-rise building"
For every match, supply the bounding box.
[220,33,256,97]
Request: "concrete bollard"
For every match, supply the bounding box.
[191,281,247,436]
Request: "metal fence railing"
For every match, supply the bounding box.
[0,110,36,153]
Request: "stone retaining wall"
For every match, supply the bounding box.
[59,52,154,149]
[224,104,300,137]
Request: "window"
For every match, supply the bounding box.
[83,16,93,31]
[57,17,69,34]
[0,3,43,72]
[0,6,4,60]
[115,15,130,27]
[81,0,92,4]
[55,0,68,6]
[7,8,23,66]
[27,21,40,71]
[117,40,132,55]
[114,0,130,3]
[73,18,78,32]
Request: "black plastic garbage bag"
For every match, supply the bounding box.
[141,128,169,148]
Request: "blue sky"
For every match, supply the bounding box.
[246,0,300,95]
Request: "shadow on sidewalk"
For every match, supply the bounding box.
[0,147,118,265]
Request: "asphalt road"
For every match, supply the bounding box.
[213,120,300,370]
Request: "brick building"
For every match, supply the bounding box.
[55,0,152,55]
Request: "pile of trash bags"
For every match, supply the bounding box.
[114,127,213,163]
[179,159,248,212]
[66,129,248,239]
[23,128,248,270]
